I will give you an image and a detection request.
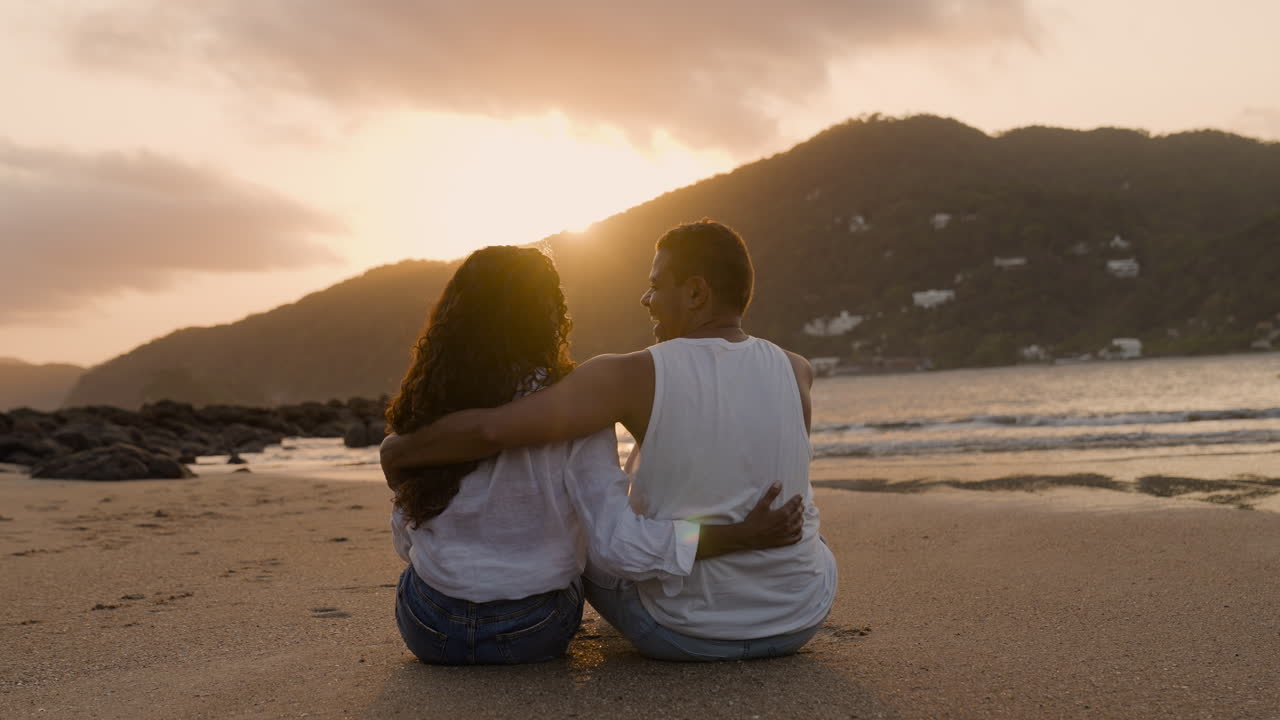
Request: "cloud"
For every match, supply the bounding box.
[63,0,1039,153]
[0,139,343,324]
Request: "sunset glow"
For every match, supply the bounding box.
[1,0,1278,366]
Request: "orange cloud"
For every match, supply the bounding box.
[0,140,343,324]
[64,0,1039,153]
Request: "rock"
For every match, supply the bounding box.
[9,409,59,435]
[0,412,11,434]
[309,420,349,438]
[0,435,67,465]
[227,452,247,465]
[232,467,252,474]
[279,401,346,436]
[343,422,369,448]
[52,422,132,452]
[343,420,387,448]
[221,423,283,453]
[139,400,200,425]
[31,443,196,481]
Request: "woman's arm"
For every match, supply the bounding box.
[563,428,803,589]
[696,485,804,560]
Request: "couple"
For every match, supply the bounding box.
[381,220,837,664]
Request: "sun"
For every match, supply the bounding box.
[365,111,734,262]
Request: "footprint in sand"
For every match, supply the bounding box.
[310,607,352,619]
[222,558,283,582]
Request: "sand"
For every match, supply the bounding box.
[2,466,1279,720]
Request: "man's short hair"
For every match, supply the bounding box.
[655,219,755,314]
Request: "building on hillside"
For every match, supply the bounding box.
[1020,345,1051,362]
[1069,242,1090,256]
[930,212,953,230]
[803,310,864,337]
[1106,258,1140,278]
[993,256,1027,269]
[912,289,956,309]
[1110,234,1131,250]
[847,215,871,233]
[1099,338,1142,360]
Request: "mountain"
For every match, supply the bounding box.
[65,115,1280,408]
[0,358,85,411]
[64,262,458,408]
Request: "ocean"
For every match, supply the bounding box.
[195,353,1280,492]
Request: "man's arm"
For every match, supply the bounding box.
[381,352,653,481]
[784,351,815,435]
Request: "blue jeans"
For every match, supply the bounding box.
[582,571,825,662]
[395,566,584,665]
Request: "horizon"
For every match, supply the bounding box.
[3,0,1280,367]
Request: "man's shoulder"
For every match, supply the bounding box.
[579,349,654,376]
[756,341,813,389]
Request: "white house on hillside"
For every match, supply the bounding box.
[803,310,864,337]
[913,289,956,309]
[1100,338,1142,360]
[1106,258,1140,278]
[1110,234,1131,250]
[1020,345,1050,362]
[930,213,953,230]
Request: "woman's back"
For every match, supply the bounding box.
[392,440,584,603]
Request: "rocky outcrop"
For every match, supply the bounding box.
[31,443,196,481]
[1,396,390,476]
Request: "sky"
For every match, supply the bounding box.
[2,0,1278,367]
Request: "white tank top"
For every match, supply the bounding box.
[631,336,837,639]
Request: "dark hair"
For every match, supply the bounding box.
[655,219,754,313]
[385,246,575,527]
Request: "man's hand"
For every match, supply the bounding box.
[694,484,805,559]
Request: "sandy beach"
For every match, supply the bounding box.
[2,465,1278,720]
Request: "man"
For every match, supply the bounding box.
[382,220,836,660]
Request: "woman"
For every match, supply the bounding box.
[386,246,799,665]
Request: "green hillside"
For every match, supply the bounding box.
[63,261,458,407]
[64,116,1280,408]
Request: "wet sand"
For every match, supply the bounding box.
[2,467,1278,719]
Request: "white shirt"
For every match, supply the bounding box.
[631,336,837,639]
[391,426,698,603]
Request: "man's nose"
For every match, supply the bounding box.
[640,289,652,307]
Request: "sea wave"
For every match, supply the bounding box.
[811,428,1280,459]
[812,407,1280,436]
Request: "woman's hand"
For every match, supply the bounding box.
[739,484,805,550]
[694,485,805,559]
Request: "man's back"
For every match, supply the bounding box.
[630,336,836,640]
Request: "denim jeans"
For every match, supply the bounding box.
[395,566,584,665]
[582,571,825,662]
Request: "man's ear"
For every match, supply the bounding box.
[684,275,712,311]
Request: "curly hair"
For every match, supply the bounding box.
[386,246,575,527]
